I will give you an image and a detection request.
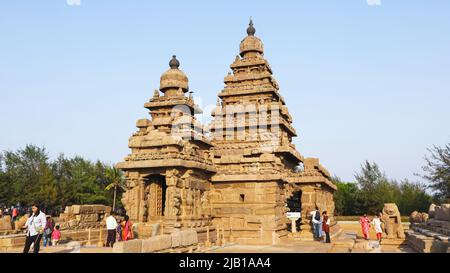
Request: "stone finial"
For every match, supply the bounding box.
[153,89,160,98]
[169,55,180,69]
[188,91,193,101]
[216,98,221,106]
[247,17,255,36]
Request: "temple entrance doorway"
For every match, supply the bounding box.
[143,174,167,221]
[287,190,302,232]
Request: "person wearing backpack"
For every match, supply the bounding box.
[310,206,322,240]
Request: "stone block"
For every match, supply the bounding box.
[72,205,81,214]
[435,204,450,221]
[181,230,198,246]
[79,205,94,214]
[171,231,182,248]
[81,214,98,222]
[171,230,198,247]
[0,216,12,231]
[141,235,172,253]
[112,239,142,253]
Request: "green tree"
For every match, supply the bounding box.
[0,145,124,212]
[396,179,432,215]
[421,143,450,202]
[354,161,391,214]
[104,166,125,212]
[332,176,360,216]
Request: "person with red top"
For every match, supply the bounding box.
[359,214,371,240]
[12,207,18,221]
[121,215,133,241]
[51,225,61,246]
[322,211,331,243]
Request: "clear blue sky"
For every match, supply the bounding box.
[1,0,449,183]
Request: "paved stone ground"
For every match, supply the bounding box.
[2,222,417,253]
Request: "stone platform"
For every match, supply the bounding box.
[406,220,450,253]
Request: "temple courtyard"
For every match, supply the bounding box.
[0,221,416,253]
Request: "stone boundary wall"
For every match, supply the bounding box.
[113,230,199,253]
[0,228,107,252]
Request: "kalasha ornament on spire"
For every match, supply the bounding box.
[159,55,189,92]
[239,17,264,56]
[247,18,256,36]
[169,55,180,69]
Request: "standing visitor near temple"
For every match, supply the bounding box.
[322,211,331,243]
[116,218,122,242]
[372,214,383,243]
[121,215,133,241]
[23,204,47,253]
[12,207,18,221]
[51,225,61,246]
[310,207,322,240]
[106,213,118,247]
[359,214,371,240]
[43,215,54,247]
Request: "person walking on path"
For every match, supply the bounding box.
[105,213,118,247]
[372,213,383,243]
[310,206,322,241]
[43,215,54,247]
[359,214,371,240]
[23,204,47,253]
[322,211,331,243]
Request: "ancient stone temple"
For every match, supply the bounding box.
[117,20,337,245]
[116,56,216,237]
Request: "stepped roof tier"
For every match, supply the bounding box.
[210,19,305,182]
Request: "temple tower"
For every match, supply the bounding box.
[209,20,338,244]
[209,20,304,244]
[116,56,216,238]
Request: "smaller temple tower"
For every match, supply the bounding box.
[116,56,216,237]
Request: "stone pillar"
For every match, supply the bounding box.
[137,177,146,223]
[299,186,316,238]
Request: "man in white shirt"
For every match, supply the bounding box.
[23,204,47,253]
[105,213,118,247]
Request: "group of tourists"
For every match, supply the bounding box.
[359,213,383,242]
[0,205,21,221]
[21,204,61,253]
[310,207,385,243]
[105,213,133,247]
[21,203,134,253]
[310,206,331,243]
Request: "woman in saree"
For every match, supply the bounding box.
[359,214,371,240]
[121,215,133,241]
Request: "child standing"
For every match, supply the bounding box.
[51,225,61,246]
[372,214,383,243]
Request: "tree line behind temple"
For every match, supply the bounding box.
[0,145,125,215]
[333,143,450,216]
[0,143,449,216]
